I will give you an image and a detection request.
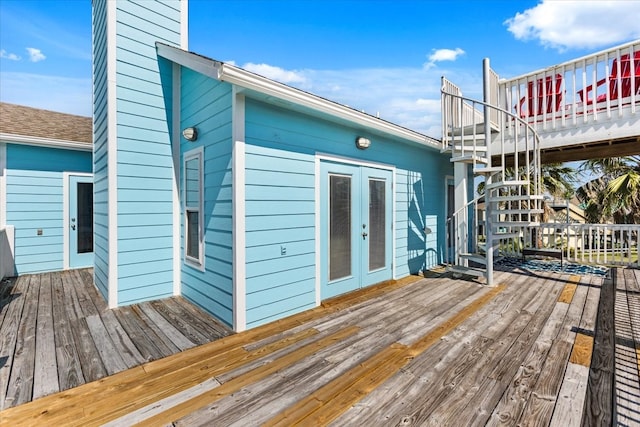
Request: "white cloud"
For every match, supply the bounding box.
[0,72,91,116]
[242,62,307,84]
[424,48,465,69]
[26,47,46,62]
[505,0,640,51]
[0,49,21,61]
[228,61,453,138]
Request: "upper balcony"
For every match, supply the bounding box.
[497,40,639,163]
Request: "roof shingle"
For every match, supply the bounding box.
[0,102,92,145]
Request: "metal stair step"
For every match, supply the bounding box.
[450,155,489,164]
[485,180,530,190]
[490,195,545,202]
[474,166,503,175]
[490,209,544,215]
[448,265,486,278]
[459,252,487,265]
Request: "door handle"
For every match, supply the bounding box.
[71,225,76,230]
[362,231,368,238]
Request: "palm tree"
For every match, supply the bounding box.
[576,156,640,224]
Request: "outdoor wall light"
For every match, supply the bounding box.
[182,127,198,141]
[355,136,371,150]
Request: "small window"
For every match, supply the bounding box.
[184,148,204,269]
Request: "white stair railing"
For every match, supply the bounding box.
[442,76,543,283]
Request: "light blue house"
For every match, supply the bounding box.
[1,0,452,333]
[0,103,93,277]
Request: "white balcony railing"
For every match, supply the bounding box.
[499,223,640,267]
[498,40,639,137]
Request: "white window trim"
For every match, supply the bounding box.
[183,146,205,271]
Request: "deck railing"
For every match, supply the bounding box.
[498,40,639,136]
[499,223,640,267]
[0,226,15,280]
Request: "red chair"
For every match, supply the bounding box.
[517,74,563,118]
[579,51,640,104]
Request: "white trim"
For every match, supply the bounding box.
[314,153,396,302]
[0,133,92,152]
[107,0,119,308]
[180,0,188,50]
[156,43,441,150]
[314,158,321,306]
[172,63,182,296]
[0,142,6,227]
[183,147,205,271]
[232,89,247,332]
[63,172,93,270]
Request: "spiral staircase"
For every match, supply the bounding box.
[441,61,544,286]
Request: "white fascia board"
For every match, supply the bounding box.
[0,142,6,227]
[0,133,92,152]
[156,43,441,150]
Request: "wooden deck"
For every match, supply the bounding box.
[0,269,231,411]
[1,266,639,426]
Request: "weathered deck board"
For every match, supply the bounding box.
[32,273,58,399]
[0,269,231,411]
[582,270,616,426]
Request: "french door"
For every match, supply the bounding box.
[69,175,93,268]
[320,161,392,299]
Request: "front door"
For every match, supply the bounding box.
[69,175,93,268]
[320,161,392,300]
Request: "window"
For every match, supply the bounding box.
[184,148,204,269]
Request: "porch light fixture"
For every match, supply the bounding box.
[355,136,371,150]
[182,127,198,142]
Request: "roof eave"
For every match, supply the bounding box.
[0,133,92,151]
[156,43,441,150]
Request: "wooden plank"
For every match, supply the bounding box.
[0,327,320,426]
[69,316,108,383]
[60,270,84,321]
[137,302,196,351]
[67,269,100,318]
[550,363,590,427]
[78,269,108,313]
[557,275,580,303]
[516,340,573,426]
[130,304,180,354]
[85,314,128,375]
[51,272,85,392]
[581,268,616,427]
[172,297,231,338]
[0,275,28,410]
[119,326,361,427]
[32,272,60,399]
[4,274,40,408]
[99,310,146,367]
[112,306,167,362]
[149,299,211,346]
[569,333,594,367]
[0,276,18,328]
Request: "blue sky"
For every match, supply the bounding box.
[1,0,639,138]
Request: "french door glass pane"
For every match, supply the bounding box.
[329,175,351,281]
[369,179,385,270]
[77,182,93,254]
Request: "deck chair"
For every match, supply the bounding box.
[517,74,563,118]
[579,51,640,104]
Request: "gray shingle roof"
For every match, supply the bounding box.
[0,102,92,145]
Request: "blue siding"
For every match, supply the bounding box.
[92,0,109,300]
[5,144,91,274]
[179,68,234,327]
[243,98,451,328]
[112,0,182,305]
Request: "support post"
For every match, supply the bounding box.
[483,58,494,287]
